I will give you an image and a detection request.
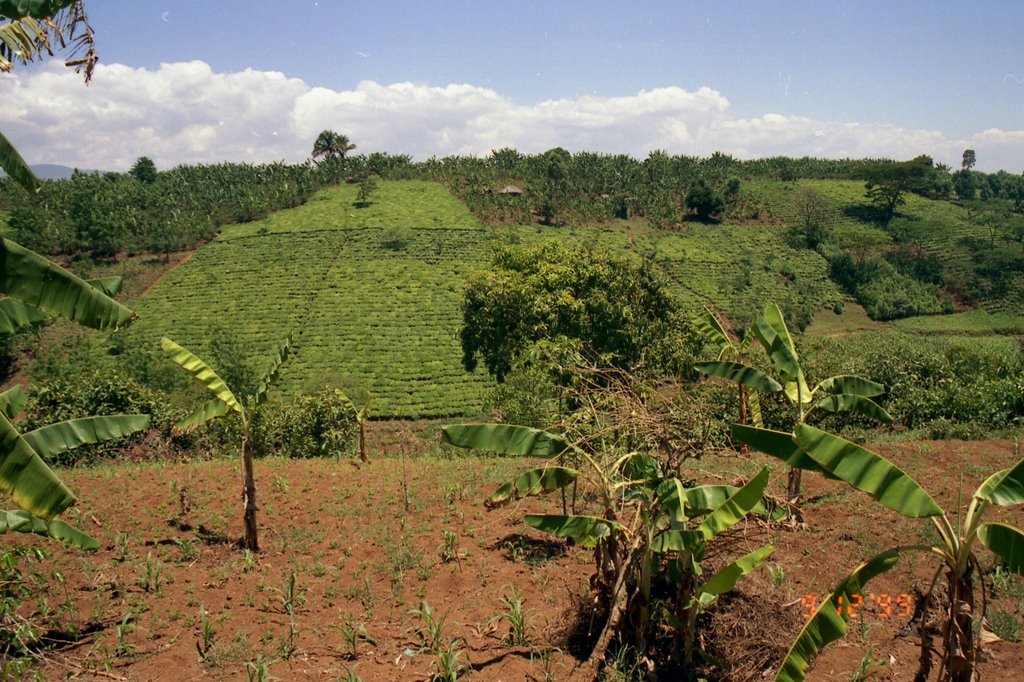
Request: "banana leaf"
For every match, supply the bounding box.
[22,414,151,460]
[977,522,1024,573]
[254,335,291,403]
[975,457,1024,506]
[488,466,579,507]
[697,467,770,541]
[0,130,39,193]
[175,397,231,434]
[0,297,50,333]
[794,424,942,518]
[775,548,903,682]
[698,545,774,607]
[817,375,884,398]
[0,509,98,550]
[812,394,893,424]
[524,514,624,548]
[693,308,732,355]
[442,423,571,457]
[0,411,75,519]
[694,361,783,393]
[0,1,77,20]
[161,337,241,415]
[0,385,26,419]
[731,424,837,479]
[0,238,135,330]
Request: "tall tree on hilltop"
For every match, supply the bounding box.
[311,130,356,164]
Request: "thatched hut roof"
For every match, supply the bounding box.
[497,185,524,196]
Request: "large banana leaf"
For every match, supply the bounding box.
[975,457,1024,506]
[0,276,124,334]
[760,303,799,361]
[86,276,123,297]
[22,414,151,460]
[0,509,98,550]
[657,480,778,520]
[0,411,75,519]
[0,297,50,333]
[698,545,774,607]
[0,384,26,419]
[651,527,704,553]
[0,238,135,330]
[977,523,1024,573]
[254,335,291,403]
[731,424,837,479]
[175,396,231,434]
[524,514,625,548]
[752,315,801,381]
[817,375,884,398]
[656,478,687,524]
[812,394,893,424]
[0,129,40,193]
[694,361,783,393]
[0,1,76,19]
[160,338,241,415]
[442,423,571,457]
[697,467,770,541]
[487,465,579,507]
[693,308,733,356]
[793,424,942,518]
[775,548,902,682]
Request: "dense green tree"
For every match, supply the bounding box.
[791,186,834,248]
[961,148,976,171]
[129,156,157,184]
[857,155,933,222]
[460,242,680,381]
[684,179,724,220]
[953,169,977,200]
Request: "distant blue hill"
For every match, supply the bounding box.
[0,164,106,180]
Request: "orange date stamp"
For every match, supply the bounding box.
[801,593,912,620]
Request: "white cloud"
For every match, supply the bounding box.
[1,60,1022,173]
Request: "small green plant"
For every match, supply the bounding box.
[767,562,786,587]
[439,530,462,565]
[242,549,257,573]
[337,665,362,682]
[197,605,216,661]
[246,654,277,682]
[989,609,1020,642]
[114,613,135,657]
[275,571,302,660]
[116,532,130,562]
[176,537,199,562]
[139,552,164,593]
[431,637,467,682]
[337,621,373,659]
[489,591,530,646]
[409,600,446,653]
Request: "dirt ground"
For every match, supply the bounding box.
[9,438,1024,681]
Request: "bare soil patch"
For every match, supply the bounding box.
[10,438,1024,680]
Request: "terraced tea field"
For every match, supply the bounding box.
[126,183,634,417]
[634,226,844,324]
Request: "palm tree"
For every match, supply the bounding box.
[311,130,356,164]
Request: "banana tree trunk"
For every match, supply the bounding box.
[241,434,259,551]
[787,467,803,503]
[358,419,368,463]
[944,568,976,682]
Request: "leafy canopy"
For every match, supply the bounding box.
[460,242,680,381]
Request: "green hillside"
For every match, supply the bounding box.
[126,182,633,417]
[124,176,1022,418]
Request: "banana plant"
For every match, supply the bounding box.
[0,385,149,549]
[734,422,1024,682]
[337,390,371,463]
[443,422,774,674]
[693,306,765,428]
[696,302,891,502]
[161,336,290,551]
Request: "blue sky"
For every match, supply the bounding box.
[3,1,1023,171]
